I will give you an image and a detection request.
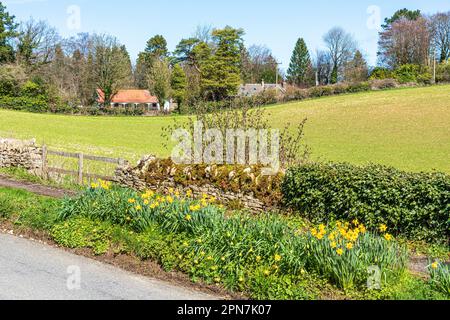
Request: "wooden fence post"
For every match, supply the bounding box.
[78,153,84,185]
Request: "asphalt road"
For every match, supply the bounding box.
[0,233,216,300]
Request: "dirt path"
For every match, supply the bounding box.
[0,174,77,198]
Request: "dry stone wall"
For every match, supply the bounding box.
[0,138,43,174]
[114,156,270,213]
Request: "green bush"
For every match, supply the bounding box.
[394,64,432,84]
[436,62,450,83]
[0,95,49,112]
[369,67,394,80]
[282,163,450,244]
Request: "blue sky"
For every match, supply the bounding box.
[4,0,450,70]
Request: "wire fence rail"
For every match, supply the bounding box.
[42,145,127,184]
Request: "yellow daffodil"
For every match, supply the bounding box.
[186,190,192,198]
[379,224,388,233]
[91,183,99,189]
[135,205,142,211]
[359,225,367,234]
[150,202,159,209]
[328,232,336,241]
[263,270,270,276]
[431,262,439,270]
[128,198,136,204]
[330,241,337,249]
[274,254,282,262]
[143,199,149,205]
[256,256,262,263]
[336,248,344,256]
[166,196,174,204]
[185,214,192,221]
[352,219,359,226]
[346,243,354,250]
[384,233,393,241]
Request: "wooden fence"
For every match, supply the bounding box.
[42,145,127,184]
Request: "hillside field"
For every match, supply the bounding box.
[1,85,449,173]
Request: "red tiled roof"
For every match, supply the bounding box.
[97,89,158,104]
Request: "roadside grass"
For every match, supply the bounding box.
[1,185,447,300]
[0,187,59,231]
[0,167,83,192]
[1,85,449,173]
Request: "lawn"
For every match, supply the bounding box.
[1,84,449,173]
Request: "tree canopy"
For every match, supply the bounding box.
[287,38,314,86]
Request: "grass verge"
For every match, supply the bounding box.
[0,184,448,300]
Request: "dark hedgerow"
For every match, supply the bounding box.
[282,163,450,244]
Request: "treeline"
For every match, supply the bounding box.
[0,2,449,114]
[286,8,450,87]
[0,1,279,113]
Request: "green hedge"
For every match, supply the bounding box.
[0,95,49,112]
[282,163,450,244]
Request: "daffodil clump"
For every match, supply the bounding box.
[428,260,450,297]
[59,182,408,297]
[90,179,112,190]
[59,182,223,233]
[306,220,407,291]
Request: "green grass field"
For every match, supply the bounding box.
[1,85,449,173]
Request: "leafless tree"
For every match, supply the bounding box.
[193,24,213,45]
[16,19,60,70]
[378,17,431,68]
[313,49,332,85]
[92,34,133,106]
[241,44,279,83]
[429,12,450,62]
[323,27,357,83]
[64,33,94,58]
